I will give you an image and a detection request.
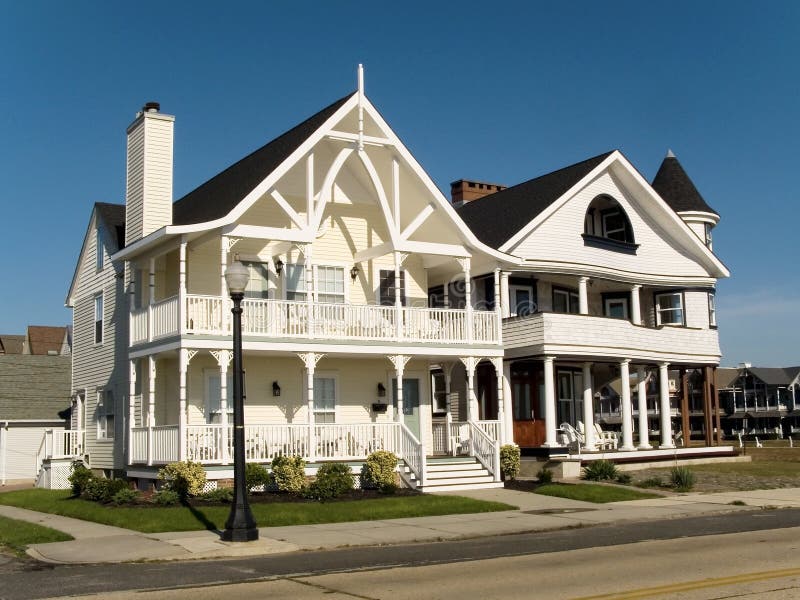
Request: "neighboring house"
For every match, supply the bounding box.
[0,327,72,485]
[717,365,800,436]
[63,75,732,491]
[456,149,729,454]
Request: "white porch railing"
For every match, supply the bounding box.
[397,423,425,486]
[130,425,179,465]
[131,295,500,346]
[35,429,85,473]
[313,422,400,460]
[468,421,501,482]
[243,424,311,461]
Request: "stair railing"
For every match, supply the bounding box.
[398,422,426,487]
[468,420,501,482]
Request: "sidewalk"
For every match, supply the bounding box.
[3,486,799,565]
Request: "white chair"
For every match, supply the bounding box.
[559,422,584,452]
[755,436,763,448]
[594,423,618,450]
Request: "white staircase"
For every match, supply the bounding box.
[402,456,504,492]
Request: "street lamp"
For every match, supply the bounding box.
[221,256,258,542]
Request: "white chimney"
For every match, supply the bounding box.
[125,102,174,246]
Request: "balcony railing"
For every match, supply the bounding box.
[130,294,501,347]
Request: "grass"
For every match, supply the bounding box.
[0,515,73,558]
[688,462,800,478]
[535,483,660,503]
[0,490,516,534]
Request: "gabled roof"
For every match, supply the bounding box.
[0,354,71,420]
[749,367,800,386]
[456,151,614,248]
[172,93,355,226]
[27,326,69,356]
[651,153,718,216]
[716,367,740,388]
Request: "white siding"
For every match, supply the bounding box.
[1,425,60,481]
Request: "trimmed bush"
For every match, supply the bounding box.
[670,466,696,492]
[361,451,398,493]
[84,477,129,503]
[305,463,354,501]
[111,488,139,505]
[153,489,180,506]
[582,459,619,481]
[270,455,306,493]
[157,461,206,498]
[68,461,94,497]
[202,487,234,503]
[500,445,521,481]
[615,472,632,485]
[537,467,553,484]
[245,463,271,492]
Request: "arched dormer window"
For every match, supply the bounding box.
[583,195,638,253]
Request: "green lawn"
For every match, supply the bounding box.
[0,515,73,558]
[535,483,661,503]
[0,490,516,534]
[688,461,800,477]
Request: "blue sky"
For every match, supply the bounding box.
[1,1,797,366]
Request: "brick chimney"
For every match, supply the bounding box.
[125,102,175,246]
[450,179,506,207]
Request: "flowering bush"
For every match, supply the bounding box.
[157,461,207,498]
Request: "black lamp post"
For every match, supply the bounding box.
[221,257,258,542]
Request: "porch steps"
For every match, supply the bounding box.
[403,456,504,492]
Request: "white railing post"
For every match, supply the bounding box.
[147,424,153,466]
[418,441,426,487]
[493,440,501,483]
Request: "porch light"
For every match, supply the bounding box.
[274,258,284,276]
[377,382,386,397]
[224,255,249,294]
[350,264,360,281]
[272,381,281,397]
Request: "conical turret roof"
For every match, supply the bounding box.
[652,152,718,216]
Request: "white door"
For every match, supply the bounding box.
[393,378,421,439]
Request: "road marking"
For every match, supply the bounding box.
[571,566,800,600]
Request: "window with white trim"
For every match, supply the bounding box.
[431,371,448,414]
[708,292,717,327]
[379,269,406,306]
[316,266,345,303]
[655,292,685,326]
[313,376,336,423]
[205,370,236,423]
[96,388,114,440]
[94,293,103,344]
[96,225,105,271]
[704,223,713,249]
[285,263,307,301]
[243,261,270,299]
[552,288,579,314]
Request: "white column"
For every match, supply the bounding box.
[128,360,136,463]
[219,353,230,464]
[220,236,229,334]
[305,358,317,461]
[443,363,454,453]
[659,362,675,448]
[500,271,510,318]
[578,277,589,315]
[619,360,635,451]
[178,349,188,461]
[394,251,403,340]
[147,356,156,427]
[147,258,155,341]
[493,268,503,343]
[582,362,596,451]
[464,259,473,344]
[637,366,652,449]
[306,248,315,338]
[543,356,558,447]
[492,357,505,444]
[502,361,513,445]
[395,362,405,425]
[631,284,642,325]
[461,357,478,422]
[178,236,187,334]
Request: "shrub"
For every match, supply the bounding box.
[245,463,271,492]
[637,476,664,489]
[582,459,619,481]
[537,467,553,484]
[84,477,129,503]
[305,463,354,501]
[157,461,206,498]
[153,489,180,506]
[500,445,521,481]
[361,451,398,493]
[615,472,632,485]
[68,461,94,497]
[670,466,696,492]
[111,488,139,505]
[202,487,234,503]
[270,455,306,493]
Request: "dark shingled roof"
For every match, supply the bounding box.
[715,367,740,388]
[27,326,69,356]
[0,355,71,420]
[652,155,718,216]
[95,202,126,250]
[749,367,800,386]
[172,92,354,226]
[456,151,614,249]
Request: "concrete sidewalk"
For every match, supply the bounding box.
[3,486,799,565]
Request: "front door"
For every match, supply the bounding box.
[393,378,421,439]
[511,362,545,447]
[557,370,584,428]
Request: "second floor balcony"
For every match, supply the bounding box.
[130,294,501,348]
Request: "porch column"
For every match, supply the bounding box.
[460,258,473,344]
[500,271,510,318]
[299,352,324,461]
[394,251,403,340]
[178,349,188,461]
[460,357,479,422]
[543,356,558,447]
[213,350,231,464]
[659,362,675,448]
[220,236,230,334]
[128,359,136,463]
[713,367,723,445]
[442,362,454,453]
[147,258,155,341]
[389,355,411,426]
[619,360,635,451]
[178,236,187,334]
[631,285,642,325]
[681,369,691,447]
[578,277,589,315]
[503,361,513,446]
[582,362,596,451]
[493,268,503,343]
[703,366,714,446]
[147,356,156,466]
[637,366,651,449]
[305,246,315,338]
[492,357,505,444]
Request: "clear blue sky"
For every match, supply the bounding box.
[1,1,797,366]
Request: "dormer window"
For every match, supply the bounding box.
[583,195,638,253]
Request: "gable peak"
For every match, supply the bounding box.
[665,148,676,158]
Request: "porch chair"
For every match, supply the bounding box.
[559,422,584,452]
[755,436,763,448]
[593,423,618,451]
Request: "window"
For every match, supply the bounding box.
[704,223,713,249]
[317,266,345,303]
[96,389,114,440]
[603,295,630,320]
[96,226,104,271]
[379,269,406,306]
[602,210,632,242]
[285,263,307,301]
[446,279,466,309]
[94,294,103,344]
[428,285,445,308]
[313,376,336,423]
[205,370,235,423]
[431,371,448,413]
[243,261,270,299]
[509,285,535,316]
[708,292,717,327]
[553,287,579,314]
[583,195,636,248]
[655,292,685,326]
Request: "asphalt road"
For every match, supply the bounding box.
[2,508,800,600]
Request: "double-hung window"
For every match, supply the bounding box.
[96,389,114,440]
[313,376,336,423]
[431,371,448,414]
[94,294,104,344]
[552,287,579,314]
[317,266,345,303]
[285,263,307,301]
[243,261,270,299]
[655,292,685,326]
[205,370,235,423]
[708,292,717,327]
[379,269,406,306]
